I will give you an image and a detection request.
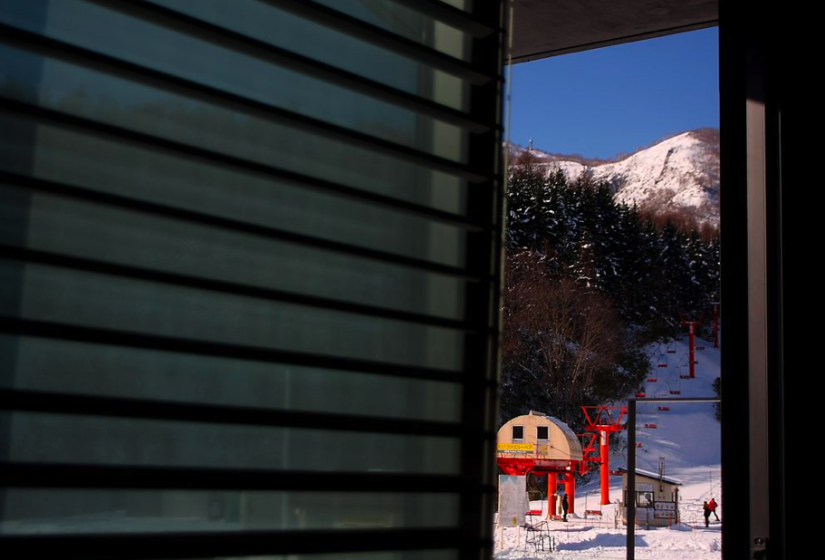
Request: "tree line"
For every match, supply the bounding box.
[501,164,720,434]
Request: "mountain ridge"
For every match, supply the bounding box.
[510,128,720,227]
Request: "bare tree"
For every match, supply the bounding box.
[501,250,624,424]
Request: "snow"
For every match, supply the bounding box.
[495,521,721,560]
[495,335,722,559]
[513,130,720,227]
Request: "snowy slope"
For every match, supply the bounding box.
[511,129,720,227]
[623,337,721,472]
[494,334,722,559]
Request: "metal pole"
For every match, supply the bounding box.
[746,93,772,559]
[688,323,697,378]
[565,473,576,514]
[627,399,636,560]
[600,429,610,505]
[547,472,557,519]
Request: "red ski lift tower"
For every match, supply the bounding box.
[582,406,627,505]
[577,432,599,475]
[712,302,720,348]
[680,315,704,379]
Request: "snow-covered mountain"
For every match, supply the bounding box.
[511,129,720,227]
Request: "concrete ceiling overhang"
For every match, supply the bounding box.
[511,0,718,63]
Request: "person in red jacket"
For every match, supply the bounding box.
[708,497,720,521]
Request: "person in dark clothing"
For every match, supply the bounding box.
[708,498,720,521]
[562,493,569,522]
[702,501,711,528]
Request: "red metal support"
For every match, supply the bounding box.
[577,432,598,475]
[582,406,626,506]
[496,458,575,476]
[564,473,576,514]
[599,430,610,505]
[712,302,720,348]
[547,472,558,519]
[680,319,702,378]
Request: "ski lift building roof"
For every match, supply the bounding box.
[616,467,683,486]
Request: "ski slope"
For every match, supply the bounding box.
[495,335,722,559]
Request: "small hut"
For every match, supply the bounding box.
[497,411,583,475]
[497,411,583,520]
[617,468,682,527]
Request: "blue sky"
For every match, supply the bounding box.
[506,27,719,160]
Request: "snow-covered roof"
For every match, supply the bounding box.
[617,467,683,486]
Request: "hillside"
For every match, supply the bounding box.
[510,129,720,227]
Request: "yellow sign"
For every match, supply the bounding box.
[497,443,535,452]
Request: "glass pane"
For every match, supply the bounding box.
[0,0,498,554]
[0,335,462,423]
[0,42,469,205]
[0,489,458,534]
[3,412,460,473]
[145,0,470,111]
[0,0,469,161]
[309,0,471,62]
[185,553,457,560]
[0,184,467,320]
[158,553,457,560]
[0,116,468,267]
[166,553,457,560]
[0,261,465,371]
[440,0,472,10]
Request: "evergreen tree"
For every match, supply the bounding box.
[502,164,721,429]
